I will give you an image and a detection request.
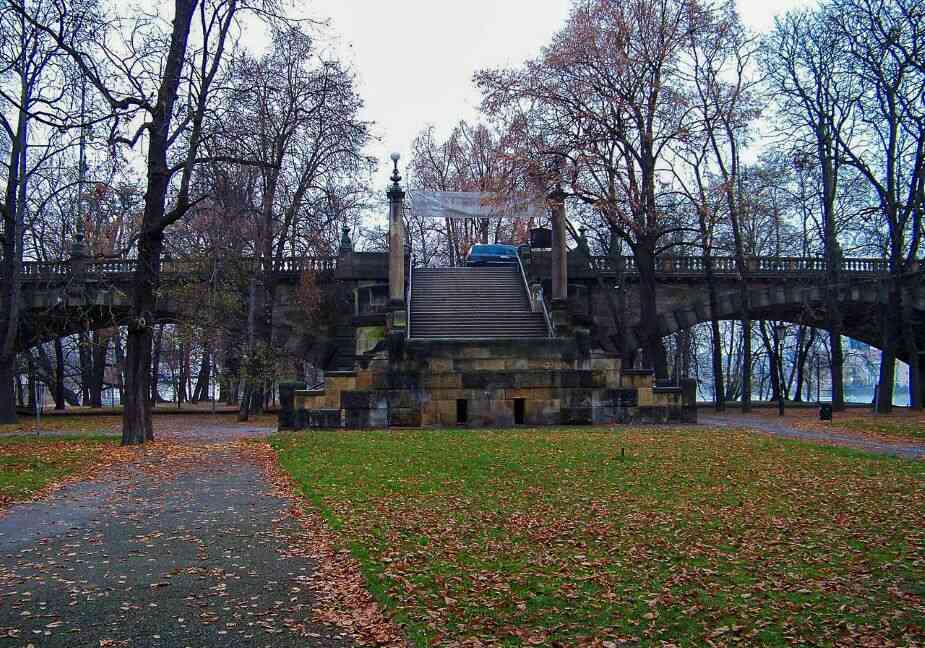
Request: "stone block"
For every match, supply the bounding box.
[565,388,593,408]
[437,400,458,426]
[592,405,616,424]
[427,357,452,372]
[355,370,373,390]
[560,406,593,425]
[591,358,620,371]
[344,408,370,428]
[590,371,608,388]
[328,374,357,393]
[278,381,307,430]
[341,390,373,409]
[506,358,529,370]
[558,370,582,388]
[356,325,386,355]
[514,371,552,389]
[634,406,670,424]
[385,389,418,409]
[379,372,418,389]
[462,371,514,389]
[420,401,438,426]
[451,359,478,372]
[390,408,421,427]
[605,389,638,408]
[461,346,493,359]
[474,358,507,371]
[422,372,461,390]
[507,387,554,401]
[293,408,309,430]
[308,409,342,428]
[525,399,561,425]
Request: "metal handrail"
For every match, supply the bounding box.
[517,252,553,337]
[406,252,414,339]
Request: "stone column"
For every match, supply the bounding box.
[387,154,405,308]
[549,185,568,303]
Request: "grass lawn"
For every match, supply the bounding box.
[0,435,118,504]
[274,427,924,647]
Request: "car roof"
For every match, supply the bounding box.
[469,244,517,253]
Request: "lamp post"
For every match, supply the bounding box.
[774,323,788,417]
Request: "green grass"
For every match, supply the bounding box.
[0,435,117,501]
[273,427,925,646]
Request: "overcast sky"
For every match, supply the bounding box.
[300,0,812,185]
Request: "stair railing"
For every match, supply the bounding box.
[517,251,554,337]
[406,252,414,339]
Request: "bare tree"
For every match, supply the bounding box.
[0,0,81,422]
[823,0,924,412]
[477,0,715,377]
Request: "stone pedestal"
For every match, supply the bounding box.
[278,381,307,429]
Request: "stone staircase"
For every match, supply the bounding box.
[410,266,549,339]
[326,325,356,371]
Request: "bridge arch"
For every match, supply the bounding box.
[623,280,925,362]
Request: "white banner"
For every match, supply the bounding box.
[410,191,541,220]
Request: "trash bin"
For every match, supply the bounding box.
[819,403,833,421]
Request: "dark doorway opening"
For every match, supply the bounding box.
[514,398,526,425]
[456,399,468,425]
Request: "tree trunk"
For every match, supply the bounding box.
[192,346,210,402]
[120,0,198,445]
[114,333,125,404]
[793,327,816,402]
[875,282,899,414]
[54,337,66,410]
[740,317,752,412]
[238,278,258,422]
[150,324,164,405]
[829,322,845,410]
[0,355,17,423]
[177,340,188,404]
[759,322,780,402]
[903,299,921,410]
[89,332,108,408]
[27,353,36,410]
[78,331,91,405]
[701,246,725,411]
[633,241,667,378]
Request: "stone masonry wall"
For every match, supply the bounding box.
[288,339,694,429]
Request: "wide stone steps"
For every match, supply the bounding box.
[409,266,548,339]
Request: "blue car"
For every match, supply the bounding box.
[465,244,519,266]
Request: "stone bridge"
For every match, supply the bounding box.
[525,251,923,365]
[17,249,922,369]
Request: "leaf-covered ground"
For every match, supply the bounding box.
[0,413,277,508]
[0,418,361,647]
[0,435,119,505]
[788,409,925,442]
[274,427,925,647]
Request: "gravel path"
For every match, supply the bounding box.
[700,413,925,460]
[0,423,351,647]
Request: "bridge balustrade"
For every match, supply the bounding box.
[584,255,889,277]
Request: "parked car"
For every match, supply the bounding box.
[465,244,520,266]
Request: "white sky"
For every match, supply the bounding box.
[301,0,813,185]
